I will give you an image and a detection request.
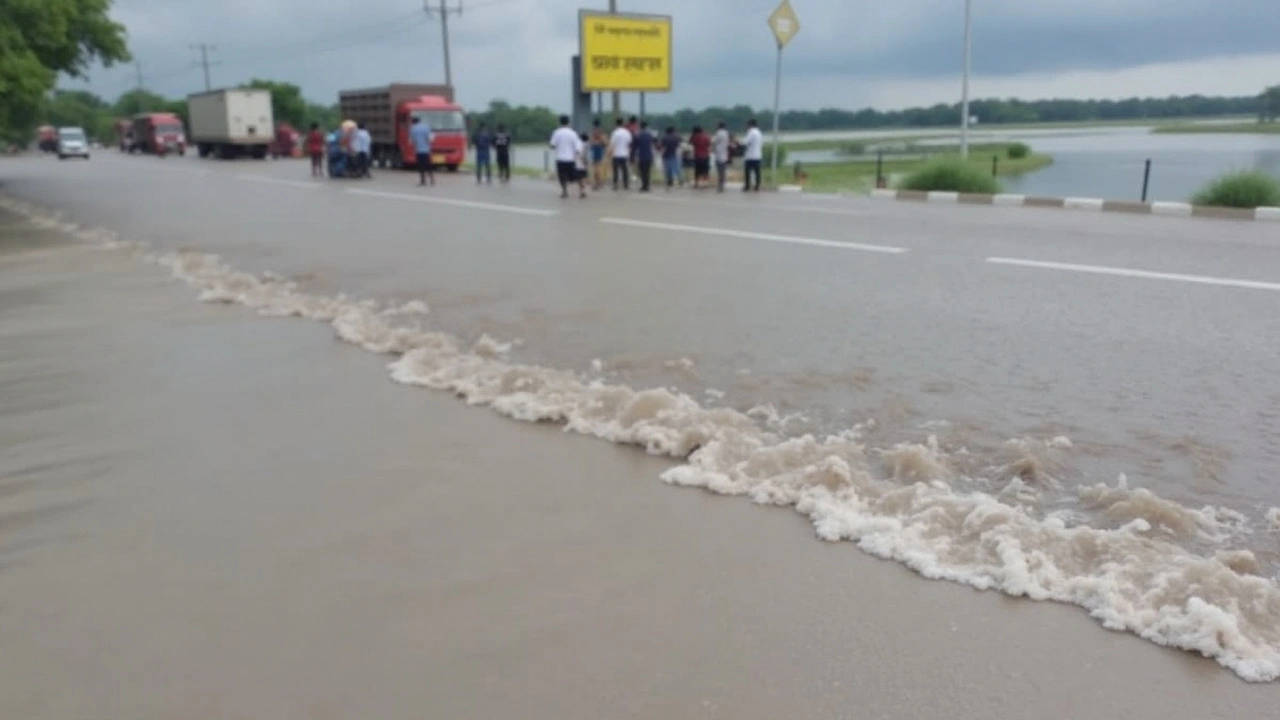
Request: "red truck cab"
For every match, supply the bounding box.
[130,112,186,156]
[398,95,466,171]
[37,126,58,153]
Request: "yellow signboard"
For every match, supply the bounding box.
[579,11,673,92]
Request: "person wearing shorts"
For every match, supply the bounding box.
[589,120,608,190]
[550,116,586,199]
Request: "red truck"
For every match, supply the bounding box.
[129,112,186,156]
[37,126,58,153]
[337,83,466,171]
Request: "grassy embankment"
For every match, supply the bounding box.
[780,140,1052,193]
[1152,122,1280,135]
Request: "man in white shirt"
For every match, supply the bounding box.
[609,118,633,190]
[354,123,373,179]
[711,121,731,193]
[741,119,764,192]
[549,115,587,199]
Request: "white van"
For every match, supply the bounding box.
[57,127,90,160]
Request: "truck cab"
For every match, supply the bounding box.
[131,113,187,156]
[398,96,466,171]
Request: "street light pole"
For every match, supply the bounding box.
[609,0,620,118]
[960,0,972,157]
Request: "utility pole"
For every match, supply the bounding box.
[133,60,148,112]
[190,43,218,91]
[959,0,973,157]
[609,0,619,118]
[426,0,463,89]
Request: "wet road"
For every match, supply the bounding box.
[5,151,1280,716]
[6,151,1280,512]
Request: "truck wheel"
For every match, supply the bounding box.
[251,146,267,160]
[446,164,459,173]
[390,148,403,170]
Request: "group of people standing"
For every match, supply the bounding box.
[549,115,765,200]
[468,123,513,185]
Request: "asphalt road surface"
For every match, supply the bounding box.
[3,149,1280,718]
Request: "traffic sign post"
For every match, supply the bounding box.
[767,0,800,187]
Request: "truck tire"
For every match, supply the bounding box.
[251,146,267,160]
[446,164,459,173]
[391,147,403,170]
[198,144,211,158]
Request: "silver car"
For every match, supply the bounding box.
[57,127,91,160]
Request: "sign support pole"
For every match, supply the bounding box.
[609,0,620,118]
[770,42,783,188]
[960,0,972,157]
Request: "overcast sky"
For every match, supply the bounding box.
[71,0,1280,112]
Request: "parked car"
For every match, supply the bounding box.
[57,127,91,160]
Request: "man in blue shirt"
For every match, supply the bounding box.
[633,121,656,192]
[472,123,494,185]
[409,117,434,186]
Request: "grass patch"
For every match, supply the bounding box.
[1153,122,1280,135]
[793,148,1051,193]
[900,158,1002,194]
[1006,142,1030,159]
[1191,170,1280,208]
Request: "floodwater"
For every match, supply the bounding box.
[3,151,1280,716]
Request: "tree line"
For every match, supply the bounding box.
[23,84,1280,148]
[471,93,1273,143]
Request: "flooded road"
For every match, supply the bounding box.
[3,151,1280,716]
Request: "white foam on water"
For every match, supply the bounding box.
[5,194,1280,683]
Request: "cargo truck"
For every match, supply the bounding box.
[337,83,466,171]
[130,113,187,155]
[188,88,274,159]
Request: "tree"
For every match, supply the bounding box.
[1261,85,1280,124]
[114,89,169,117]
[0,0,130,142]
[243,78,308,128]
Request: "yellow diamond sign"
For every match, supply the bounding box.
[768,0,800,48]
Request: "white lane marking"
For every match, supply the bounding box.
[234,174,319,189]
[600,218,908,254]
[630,193,865,216]
[345,188,558,217]
[987,257,1280,292]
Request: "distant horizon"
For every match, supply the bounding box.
[58,83,1269,117]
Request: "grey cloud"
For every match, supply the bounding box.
[79,0,1280,108]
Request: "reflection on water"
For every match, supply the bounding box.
[1002,131,1280,202]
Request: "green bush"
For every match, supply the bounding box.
[1191,170,1280,208]
[900,158,1002,194]
[1006,142,1030,159]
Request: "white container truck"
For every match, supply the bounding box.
[187,88,274,159]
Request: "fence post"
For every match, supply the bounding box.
[992,155,999,177]
[1141,158,1152,203]
[875,150,884,188]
